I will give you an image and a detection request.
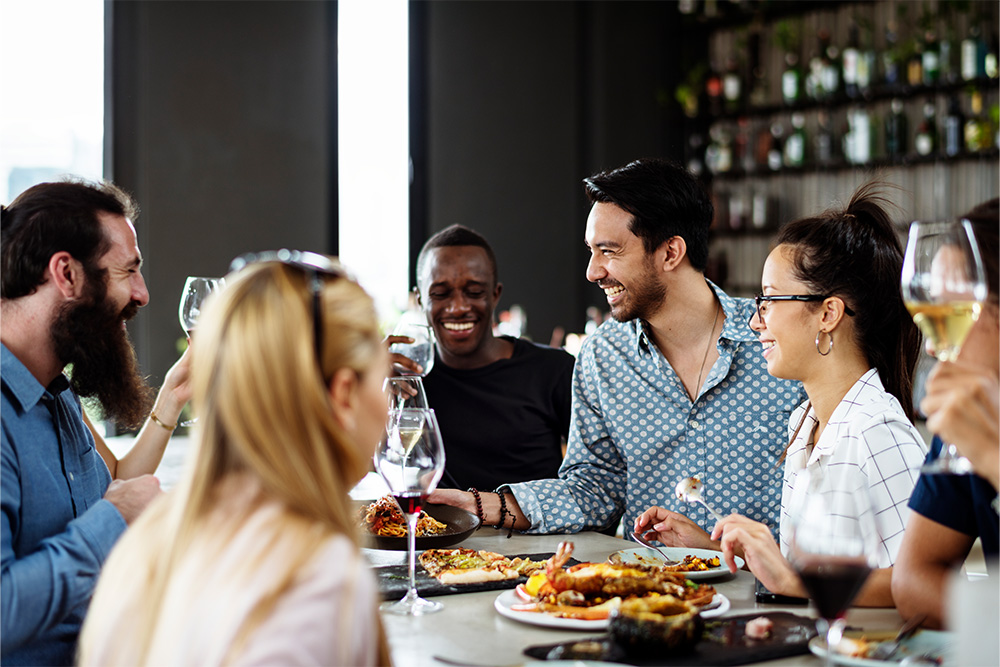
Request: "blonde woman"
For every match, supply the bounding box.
[78,252,392,666]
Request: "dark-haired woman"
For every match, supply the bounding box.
[636,183,926,607]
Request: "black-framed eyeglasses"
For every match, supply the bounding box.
[229,249,348,367]
[751,293,856,326]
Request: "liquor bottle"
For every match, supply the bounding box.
[705,64,723,117]
[986,30,999,79]
[907,41,925,88]
[814,109,836,165]
[723,56,743,114]
[844,107,872,165]
[821,33,841,99]
[842,25,861,99]
[686,132,706,177]
[922,30,940,86]
[914,103,938,157]
[944,95,964,157]
[747,30,768,109]
[962,25,986,81]
[883,25,901,87]
[965,90,990,152]
[767,121,785,171]
[806,37,824,101]
[783,113,806,168]
[885,99,908,159]
[782,52,801,106]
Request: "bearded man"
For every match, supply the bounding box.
[1,179,187,665]
[431,158,803,539]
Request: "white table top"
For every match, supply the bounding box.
[368,529,905,667]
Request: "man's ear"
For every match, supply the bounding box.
[659,236,688,273]
[47,252,87,299]
[327,367,360,433]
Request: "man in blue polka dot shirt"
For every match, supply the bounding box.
[431,158,802,540]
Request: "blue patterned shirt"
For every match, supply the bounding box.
[508,281,803,536]
[2,343,126,666]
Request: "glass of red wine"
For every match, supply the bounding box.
[373,408,446,615]
[788,468,879,667]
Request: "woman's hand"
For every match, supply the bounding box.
[385,334,424,375]
[152,346,193,425]
[920,359,1000,489]
[711,515,802,595]
[633,506,718,551]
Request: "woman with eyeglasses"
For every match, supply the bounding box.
[78,255,392,665]
[635,182,925,607]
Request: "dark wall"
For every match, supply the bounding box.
[419,1,682,341]
[109,0,683,389]
[109,0,335,388]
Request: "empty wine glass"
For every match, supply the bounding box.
[788,468,879,667]
[374,408,446,615]
[901,219,987,474]
[389,313,436,377]
[178,276,225,425]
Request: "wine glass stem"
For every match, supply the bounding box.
[405,511,420,599]
[823,617,845,667]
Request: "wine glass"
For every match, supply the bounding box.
[177,276,225,425]
[385,376,429,415]
[374,408,446,615]
[901,219,987,474]
[788,468,879,667]
[389,314,436,376]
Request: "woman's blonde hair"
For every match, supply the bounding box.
[79,260,391,665]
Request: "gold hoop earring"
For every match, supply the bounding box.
[815,330,833,356]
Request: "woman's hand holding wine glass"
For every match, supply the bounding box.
[901,219,987,474]
[374,408,446,615]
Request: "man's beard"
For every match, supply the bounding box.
[51,279,154,430]
[608,256,667,323]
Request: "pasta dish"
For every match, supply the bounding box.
[360,495,448,537]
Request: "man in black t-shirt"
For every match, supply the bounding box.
[391,225,574,491]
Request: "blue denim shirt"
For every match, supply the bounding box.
[1,343,126,666]
[508,281,804,536]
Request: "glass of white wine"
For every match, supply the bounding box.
[901,219,987,474]
[178,276,225,426]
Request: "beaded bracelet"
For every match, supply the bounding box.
[496,491,514,539]
[467,488,484,527]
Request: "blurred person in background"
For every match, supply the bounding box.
[1,180,189,665]
[79,253,391,665]
[391,224,574,493]
[894,198,1000,628]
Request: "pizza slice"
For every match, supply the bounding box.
[419,548,546,585]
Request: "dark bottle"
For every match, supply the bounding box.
[705,64,723,117]
[944,95,964,157]
[907,41,924,88]
[782,53,801,106]
[883,25,901,86]
[885,99,908,159]
[814,110,836,165]
[843,25,861,99]
[767,121,785,171]
[914,103,938,157]
[962,25,987,81]
[821,35,841,99]
[783,113,806,168]
[723,56,743,114]
[922,30,940,86]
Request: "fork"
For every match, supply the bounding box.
[628,530,682,566]
[869,615,926,661]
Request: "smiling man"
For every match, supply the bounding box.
[1,180,176,665]
[410,225,575,492]
[430,159,802,539]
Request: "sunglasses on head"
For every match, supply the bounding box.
[229,249,348,368]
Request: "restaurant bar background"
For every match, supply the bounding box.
[73,0,1000,428]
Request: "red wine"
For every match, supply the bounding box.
[393,492,427,515]
[796,561,871,619]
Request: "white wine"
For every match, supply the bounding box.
[398,427,424,456]
[906,301,981,361]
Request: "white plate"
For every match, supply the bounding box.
[493,590,731,630]
[608,547,743,579]
[807,629,953,666]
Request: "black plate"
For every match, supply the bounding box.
[359,502,481,551]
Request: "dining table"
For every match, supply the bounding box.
[363,527,909,667]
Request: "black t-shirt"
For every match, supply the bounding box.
[423,336,575,491]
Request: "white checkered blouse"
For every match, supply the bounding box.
[778,369,927,568]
